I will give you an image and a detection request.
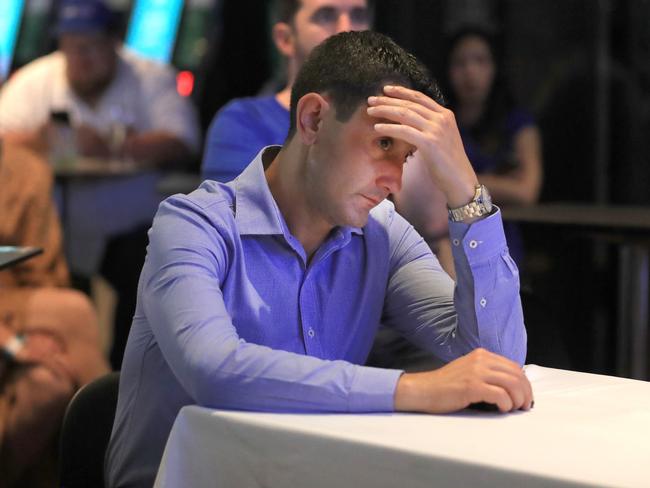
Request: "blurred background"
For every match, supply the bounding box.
[2,0,649,377]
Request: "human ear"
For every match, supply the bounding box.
[296,93,331,145]
[272,22,295,58]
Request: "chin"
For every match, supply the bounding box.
[344,211,370,229]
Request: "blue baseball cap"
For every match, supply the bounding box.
[55,0,116,36]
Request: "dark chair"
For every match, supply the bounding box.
[58,371,120,488]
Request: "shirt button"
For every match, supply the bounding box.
[452,238,460,246]
[480,298,487,307]
[469,240,478,249]
[307,328,315,338]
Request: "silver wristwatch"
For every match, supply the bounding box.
[448,184,493,222]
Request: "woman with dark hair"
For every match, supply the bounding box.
[444,26,543,265]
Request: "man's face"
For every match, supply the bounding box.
[291,0,370,65]
[59,31,118,100]
[304,97,414,228]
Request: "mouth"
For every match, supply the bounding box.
[361,195,382,207]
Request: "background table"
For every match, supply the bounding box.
[53,157,162,276]
[502,203,650,379]
[155,366,650,488]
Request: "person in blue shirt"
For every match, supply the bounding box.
[106,31,532,488]
[201,0,371,183]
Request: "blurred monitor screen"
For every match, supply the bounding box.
[126,0,184,63]
[173,0,218,70]
[0,0,25,81]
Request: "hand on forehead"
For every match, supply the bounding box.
[366,85,445,144]
[370,85,444,112]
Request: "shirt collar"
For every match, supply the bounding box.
[229,146,363,239]
[230,146,285,236]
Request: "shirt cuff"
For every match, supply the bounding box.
[347,365,404,412]
[448,206,508,264]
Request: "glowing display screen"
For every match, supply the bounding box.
[126,0,184,63]
[0,0,25,81]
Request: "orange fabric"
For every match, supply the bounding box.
[0,143,69,290]
[0,144,75,488]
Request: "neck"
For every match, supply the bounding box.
[275,57,300,110]
[275,87,291,110]
[265,142,333,259]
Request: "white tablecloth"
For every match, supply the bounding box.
[154,366,650,488]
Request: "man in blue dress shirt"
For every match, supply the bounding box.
[106,31,532,488]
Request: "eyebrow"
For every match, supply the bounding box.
[311,5,369,15]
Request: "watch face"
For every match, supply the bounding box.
[447,185,493,222]
[480,185,493,210]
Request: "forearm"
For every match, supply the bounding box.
[449,211,526,364]
[124,131,194,168]
[384,209,525,365]
[479,173,540,205]
[145,269,402,412]
[2,130,47,154]
[481,126,543,205]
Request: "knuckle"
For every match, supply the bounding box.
[474,347,487,358]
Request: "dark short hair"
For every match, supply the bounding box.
[288,30,444,137]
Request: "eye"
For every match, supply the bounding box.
[311,7,338,25]
[378,138,393,151]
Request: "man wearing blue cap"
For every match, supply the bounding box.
[0,0,201,369]
[0,0,199,163]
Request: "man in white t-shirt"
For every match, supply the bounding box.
[0,0,201,368]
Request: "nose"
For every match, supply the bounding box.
[336,13,352,33]
[377,159,404,195]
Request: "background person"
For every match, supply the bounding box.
[0,0,201,369]
[201,0,371,183]
[0,141,108,488]
[443,26,543,266]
